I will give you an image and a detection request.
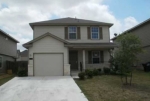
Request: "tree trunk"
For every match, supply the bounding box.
[125,75,128,85]
[130,72,132,85]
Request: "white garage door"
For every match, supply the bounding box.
[34,53,63,76]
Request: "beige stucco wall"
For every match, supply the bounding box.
[34,26,110,43]
[77,49,110,70]
[28,36,70,76]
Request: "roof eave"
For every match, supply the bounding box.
[29,23,113,29]
[0,29,19,43]
[111,18,150,41]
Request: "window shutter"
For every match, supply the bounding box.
[100,51,104,63]
[99,27,103,39]
[87,27,91,39]
[77,27,80,39]
[88,51,92,64]
[65,27,68,39]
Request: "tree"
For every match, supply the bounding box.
[114,33,143,85]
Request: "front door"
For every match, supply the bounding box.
[69,51,78,70]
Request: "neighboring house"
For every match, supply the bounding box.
[23,17,116,76]
[112,18,150,68]
[0,29,19,74]
[17,50,28,61]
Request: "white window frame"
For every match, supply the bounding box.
[92,51,100,64]
[0,56,3,69]
[68,26,77,39]
[91,27,99,39]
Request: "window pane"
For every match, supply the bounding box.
[91,27,98,33]
[91,27,99,39]
[92,51,100,58]
[92,33,98,39]
[69,33,76,39]
[93,58,100,64]
[69,26,76,33]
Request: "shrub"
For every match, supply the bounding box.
[86,70,93,78]
[103,67,110,74]
[98,68,101,72]
[85,69,91,75]
[17,70,28,77]
[110,70,117,75]
[97,68,102,75]
[93,69,99,76]
[78,72,85,80]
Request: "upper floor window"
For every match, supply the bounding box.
[91,27,99,39]
[68,26,77,39]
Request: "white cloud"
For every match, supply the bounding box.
[0,0,139,50]
[124,16,138,30]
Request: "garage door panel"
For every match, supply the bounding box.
[34,54,63,76]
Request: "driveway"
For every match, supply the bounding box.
[0,76,88,101]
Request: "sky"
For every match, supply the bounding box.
[0,0,149,51]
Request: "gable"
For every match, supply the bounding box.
[23,32,69,48]
[33,36,64,48]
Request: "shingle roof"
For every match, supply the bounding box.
[20,50,28,57]
[30,17,113,29]
[111,18,150,40]
[0,29,19,43]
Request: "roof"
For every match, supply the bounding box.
[23,32,69,48]
[0,29,19,43]
[64,43,117,48]
[111,18,150,40]
[30,17,113,29]
[20,50,28,57]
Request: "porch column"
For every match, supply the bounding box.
[82,50,85,71]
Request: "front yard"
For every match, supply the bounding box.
[0,75,14,86]
[75,70,150,101]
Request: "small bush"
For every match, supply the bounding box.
[86,70,93,78]
[103,67,110,74]
[85,69,91,75]
[78,72,85,80]
[97,68,101,72]
[97,68,102,75]
[110,70,117,75]
[17,70,27,77]
[93,69,99,76]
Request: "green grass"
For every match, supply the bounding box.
[75,70,150,101]
[0,75,14,86]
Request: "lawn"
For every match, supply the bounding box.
[0,75,14,86]
[75,70,150,101]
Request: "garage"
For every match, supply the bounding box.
[34,53,63,76]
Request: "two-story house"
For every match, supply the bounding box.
[23,17,116,76]
[0,29,19,74]
[17,50,28,61]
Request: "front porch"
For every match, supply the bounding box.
[69,49,111,76]
[66,43,117,76]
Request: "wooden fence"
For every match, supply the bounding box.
[6,61,28,74]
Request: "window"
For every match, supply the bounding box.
[91,27,99,39]
[92,51,100,64]
[68,26,77,39]
[0,57,2,68]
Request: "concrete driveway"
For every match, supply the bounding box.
[0,76,88,101]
